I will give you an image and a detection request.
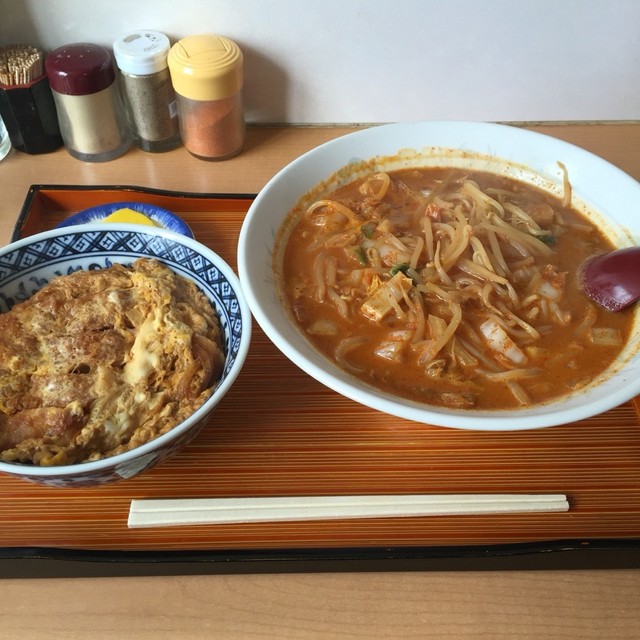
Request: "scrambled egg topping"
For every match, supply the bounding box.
[0,258,225,466]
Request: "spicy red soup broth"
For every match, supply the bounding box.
[281,168,633,410]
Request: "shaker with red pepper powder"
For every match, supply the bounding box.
[168,34,244,160]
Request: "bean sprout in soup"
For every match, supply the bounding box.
[280,167,634,410]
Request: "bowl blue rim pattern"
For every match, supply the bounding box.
[0,223,251,479]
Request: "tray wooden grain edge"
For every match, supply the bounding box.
[2,184,640,577]
[12,184,255,242]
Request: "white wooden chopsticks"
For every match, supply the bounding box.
[128,494,569,528]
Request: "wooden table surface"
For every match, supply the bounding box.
[1,123,640,639]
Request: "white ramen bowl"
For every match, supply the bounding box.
[238,121,640,430]
[0,224,251,485]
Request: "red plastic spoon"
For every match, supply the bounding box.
[581,247,640,312]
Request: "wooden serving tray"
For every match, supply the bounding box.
[2,185,640,577]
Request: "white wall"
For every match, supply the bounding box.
[1,0,639,124]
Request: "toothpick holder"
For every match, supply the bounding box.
[0,74,63,154]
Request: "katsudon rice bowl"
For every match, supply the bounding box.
[0,224,250,486]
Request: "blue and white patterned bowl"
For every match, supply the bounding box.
[55,201,194,238]
[0,224,251,486]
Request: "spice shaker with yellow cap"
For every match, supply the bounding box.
[168,34,244,160]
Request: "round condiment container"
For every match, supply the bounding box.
[168,34,244,160]
[113,31,180,153]
[45,43,131,162]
